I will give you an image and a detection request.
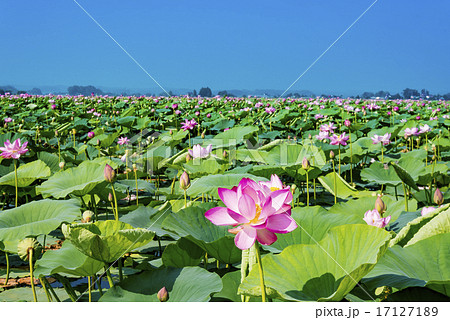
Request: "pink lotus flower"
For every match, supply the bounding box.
[118,137,130,145]
[344,119,351,127]
[205,177,297,250]
[421,206,436,216]
[265,107,276,114]
[0,138,29,159]
[363,209,391,228]
[319,122,337,133]
[371,133,391,145]
[330,132,349,146]
[404,127,419,137]
[4,117,12,123]
[371,134,382,144]
[419,124,431,134]
[315,131,330,141]
[87,131,95,139]
[181,119,198,131]
[188,144,212,159]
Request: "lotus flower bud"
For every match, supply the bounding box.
[157,287,169,302]
[169,129,173,135]
[104,164,116,183]
[308,134,312,139]
[179,171,190,190]
[17,238,42,262]
[330,150,335,159]
[108,192,113,202]
[82,210,94,223]
[59,162,65,170]
[87,131,95,139]
[223,150,228,158]
[201,130,205,139]
[132,163,137,171]
[55,130,58,137]
[302,157,310,170]
[375,196,387,215]
[434,188,444,205]
[186,153,192,162]
[72,128,76,135]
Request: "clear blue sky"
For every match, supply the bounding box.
[1,0,450,95]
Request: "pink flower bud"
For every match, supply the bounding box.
[157,287,169,302]
[434,188,444,205]
[180,171,190,190]
[375,196,387,215]
[104,164,116,183]
[302,157,310,170]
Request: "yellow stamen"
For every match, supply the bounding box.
[249,204,262,224]
[270,187,279,192]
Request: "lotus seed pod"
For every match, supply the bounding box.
[157,287,169,302]
[82,210,95,223]
[375,196,387,215]
[434,188,444,205]
[179,171,190,190]
[302,157,310,170]
[104,164,116,183]
[17,238,42,262]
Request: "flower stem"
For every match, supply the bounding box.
[4,252,10,285]
[349,131,353,183]
[332,160,337,204]
[105,266,114,288]
[338,145,341,175]
[39,275,53,301]
[118,258,123,282]
[402,182,408,211]
[254,242,266,302]
[14,159,18,207]
[305,170,309,207]
[381,144,384,163]
[184,189,187,208]
[111,184,119,221]
[87,276,92,302]
[134,170,139,206]
[29,249,37,302]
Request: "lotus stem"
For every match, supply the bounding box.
[184,189,187,208]
[332,159,337,204]
[204,252,208,269]
[4,252,10,285]
[14,159,18,207]
[134,169,139,206]
[118,258,123,282]
[105,267,114,288]
[29,249,37,302]
[381,144,384,163]
[349,131,353,183]
[305,170,309,207]
[111,184,119,221]
[338,145,341,175]
[87,276,92,302]
[53,274,77,302]
[402,182,408,211]
[39,276,53,302]
[255,242,267,302]
[94,275,103,296]
[41,276,61,302]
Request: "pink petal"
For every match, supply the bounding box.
[270,189,291,210]
[238,193,256,221]
[234,225,257,250]
[265,214,298,233]
[188,149,193,157]
[256,228,277,245]
[270,174,283,189]
[205,207,242,226]
[218,188,240,213]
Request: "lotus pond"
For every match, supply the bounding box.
[0,94,449,302]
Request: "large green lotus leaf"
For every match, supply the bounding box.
[182,158,227,177]
[250,164,286,179]
[63,220,155,263]
[162,203,242,264]
[0,160,51,187]
[202,126,258,148]
[363,233,450,297]
[360,162,402,186]
[389,204,449,247]
[265,143,325,167]
[37,151,61,173]
[406,206,450,246]
[235,149,273,164]
[186,173,267,198]
[267,206,362,253]
[99,266,222,302]
[162,237,205,268]
[239,224,392,301]
[36,162,105,198]
[328,195,417,224]
[34,241,104,277]
[120,204,178,239]
[385,287,450,302]
[0,199,80,253]
[0,287,71,302]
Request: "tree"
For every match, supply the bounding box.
[218,90,228,96]
[402,88,419,99]
[68,85,104,96]
[362,92,375,99]
[193,89,197,96]
[29,87,42,95]
[420,89,430,97]
[199,87,212,97]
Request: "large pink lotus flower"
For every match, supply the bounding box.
[188,144,212,159]
[319,122,337,133]
[371,133,391,145]
[315,131,330,141]
[205,177,297,250]
[0,138,28,159]
[330,132,349,146]
[404,127,419,138]
[363,209,391,228]
[419,124,431,134]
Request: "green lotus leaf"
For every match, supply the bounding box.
[0,287,71,302]
[0,160,50,187]
[162,203,242,264]
[363,233,450,297]
[63,220,155,263]
[34,241,104,277]
[406,206,450,246]
[99,266,222,302]
[389,204,449,247]
[238,224,392,301]
[360,162,402,186]
[202,126,258,148]
[0,199,80,253]
[186,173,267,198]
[385,287,450,302]
[37,151,60,173]
[162,237,205,268]
[36,162,106,198]
[390,162,419,191]
[318,172,359,199]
